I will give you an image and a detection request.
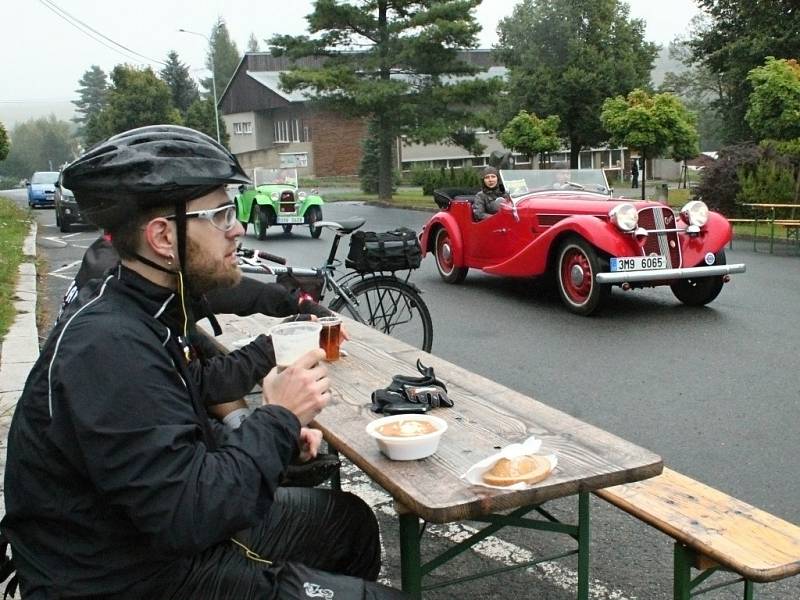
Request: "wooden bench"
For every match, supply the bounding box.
[774,220,800,248]
[595,468,800,599]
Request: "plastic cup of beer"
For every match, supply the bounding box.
[269,321,322,370]
[318,316,342,361]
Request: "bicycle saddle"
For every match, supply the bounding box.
[314,217,366,234]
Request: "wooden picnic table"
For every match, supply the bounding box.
[210,313,663,599]
[741,203,800,253]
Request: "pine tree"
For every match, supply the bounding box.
[271,0,499,199]
[160,50,200,115]
[72,66,108,141]
[201,18,241,99]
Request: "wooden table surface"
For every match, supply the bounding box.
[212,314,663,524]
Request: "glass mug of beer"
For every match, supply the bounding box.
[318,316,342,361]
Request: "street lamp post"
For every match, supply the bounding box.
[178,28,221,144]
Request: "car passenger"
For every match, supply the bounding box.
[472,166,507,221]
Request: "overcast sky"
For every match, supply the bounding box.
[0,0,699,125]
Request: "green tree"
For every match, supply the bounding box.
[160,50,200,115]
[687,0,800,143]
[92,65,182,141]
[496,0,657,168]
[745,57,800,142]
[499,111,560,168]
[201,19,240,99]
[660,25,726,151]
[185,97,229,146]
[0,122,9,162]
[271,0,500,199]
[72,65,108,142]
[247,33,260,53]
[0,117,79,179]
[601,89,699,200]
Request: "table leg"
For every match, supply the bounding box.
[769,209,776,254]
[577,491,590,600]
[399,511,422,599]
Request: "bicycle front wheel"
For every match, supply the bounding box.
[329,276,433,352]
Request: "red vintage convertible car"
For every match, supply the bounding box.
[419,169,746,315]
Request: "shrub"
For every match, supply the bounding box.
[693,143,764,216]
[410,166,481,195]
[738,160,796,204]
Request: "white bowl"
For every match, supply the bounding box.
[366,414,448,461]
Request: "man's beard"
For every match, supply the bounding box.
[184,236,242,295]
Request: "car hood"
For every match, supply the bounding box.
[515,193,667,216]
[30,183,56,192]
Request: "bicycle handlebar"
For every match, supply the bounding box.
[236,247,287,265]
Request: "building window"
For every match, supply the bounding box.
[274,118,306,143]
[233,122,253,135]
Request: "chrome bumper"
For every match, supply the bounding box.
[596,263,746,284]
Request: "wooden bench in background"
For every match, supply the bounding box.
[596,468,800,599]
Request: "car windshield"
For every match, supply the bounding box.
[253,168,298,187]
[31,171,59,184]
[499,169,611,198]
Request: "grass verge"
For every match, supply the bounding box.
[0,197,33,338]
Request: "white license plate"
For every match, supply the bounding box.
[276,216,304,224]
[610,255,666,272]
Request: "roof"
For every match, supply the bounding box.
[246,71,311,103]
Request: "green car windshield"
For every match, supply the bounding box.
[500,169,611,198]
[253,168,298,187]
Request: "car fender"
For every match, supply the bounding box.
[484,216,631,277]
[421,212,464,266]
[299,195,324,213]
[680,212,733,266]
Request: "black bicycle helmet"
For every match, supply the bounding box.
[62,124,250,229]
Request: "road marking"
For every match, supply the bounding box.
[339,461,634,599]
[50,260,82,275]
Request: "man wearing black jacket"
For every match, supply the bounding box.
[2,125,404,599]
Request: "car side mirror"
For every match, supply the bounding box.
[25,181,31,187]
[54,182,61,188]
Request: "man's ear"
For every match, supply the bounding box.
[142,217,176,261]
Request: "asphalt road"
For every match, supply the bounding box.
[5,189,800,599]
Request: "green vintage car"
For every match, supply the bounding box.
[235,168,324,240]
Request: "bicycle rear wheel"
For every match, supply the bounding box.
[329,276,433,352]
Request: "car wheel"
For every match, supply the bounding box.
[282,224,293,234]
[308,206,322,239]
[59,214,71,233]
[555,237,609,316]
[434,228,467,284]
[670,250,726,306]
[257,205,271,241]
[235,199,247,234]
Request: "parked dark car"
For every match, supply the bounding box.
[26,171,59,208]
[54,171,94,232]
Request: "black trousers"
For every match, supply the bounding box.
[139,488,406,599]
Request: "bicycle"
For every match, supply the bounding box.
[238,217,434,352]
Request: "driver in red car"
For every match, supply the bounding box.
[472,166,508,221]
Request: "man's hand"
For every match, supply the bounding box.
[261,348,330,425]
[297,427,323,462]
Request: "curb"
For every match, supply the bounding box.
[1,221,38,512]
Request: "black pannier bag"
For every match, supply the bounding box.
[346,227,422,272]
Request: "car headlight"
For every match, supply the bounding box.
[609,203,638,232]
[680,200,709,227]
[298,191,307,200]
[270,191,279,201]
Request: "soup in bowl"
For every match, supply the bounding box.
[366,414,448,460]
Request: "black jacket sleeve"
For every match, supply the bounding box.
[190,332,275,405]
[205,277,332,319]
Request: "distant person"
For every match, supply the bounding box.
[472,166,507,221]
[631,157,640,189]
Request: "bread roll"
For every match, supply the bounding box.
[482,455,551,486]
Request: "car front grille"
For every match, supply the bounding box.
[637,206,682,267]
[280,191,295,213]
